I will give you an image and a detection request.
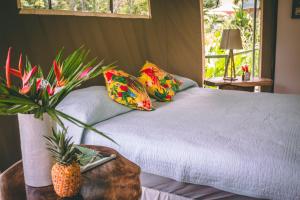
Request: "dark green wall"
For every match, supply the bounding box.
[261,0,278,92]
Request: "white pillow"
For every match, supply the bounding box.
[172,74,198,91]
[57,86,132,143]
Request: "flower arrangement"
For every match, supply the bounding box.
[0,47,113,142]
[241,65,250,81]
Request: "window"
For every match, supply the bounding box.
[18,0,151,18]
[203,0,262,79]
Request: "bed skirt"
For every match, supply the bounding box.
[140,172,261,200]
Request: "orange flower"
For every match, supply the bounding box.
[46,85,55,96]
[5,48,25,87]
[19,85,31,95]
[53,60,66,87]
[4,48,37,94]
[22,66,38,86]
[19,66,38,94]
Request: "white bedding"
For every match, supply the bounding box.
[61,87,300,200]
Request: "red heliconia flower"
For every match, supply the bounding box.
[5,48,25,88]
[80,67,92,79]
[117,92,123,97]
[9,54,22,78]
[3,48,37,94]
[53,60,61,81]
[242,65,249,72]
[120,85,128,92]
[245,65,249,72]
[36,78,43,91]
[9,53,23,78]
[19,85,31,95]
[5,48,12,88]
[46,85,55,96]
[18,53,23,72]
[105,71,114,82]
[53,60,66,87]
[36,78,55,96]
[9,68,22,78]
[19,66,38,94]
[22,66,38,86]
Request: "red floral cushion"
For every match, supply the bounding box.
[104,69,153,111]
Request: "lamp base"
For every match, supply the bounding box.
[223,77,238,81]
[223,49,237,81]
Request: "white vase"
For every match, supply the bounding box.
[18,113,55,187]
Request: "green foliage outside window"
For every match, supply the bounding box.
[204,0,261,79]
[113,0,149,15]
[203,0,220,9]
[20,0,149,15]
[49,0,110,12]
[21,0,47,9]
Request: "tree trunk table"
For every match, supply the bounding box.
[0,146,141,200]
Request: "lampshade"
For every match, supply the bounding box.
[220,29,243,50]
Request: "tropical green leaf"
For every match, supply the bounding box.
[53,109,117,145]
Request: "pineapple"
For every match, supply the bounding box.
[45,130,81,198]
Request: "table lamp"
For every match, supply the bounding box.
[220,29,243,81]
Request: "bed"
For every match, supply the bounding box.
[58,76,300,200]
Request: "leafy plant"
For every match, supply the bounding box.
[204,0,220,9]
[45,129,80,165]
[0,47,115,143]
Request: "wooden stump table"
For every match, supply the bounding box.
[0,146,141,200]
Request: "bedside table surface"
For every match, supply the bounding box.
[204,77,273,87]
[0,145,141,200]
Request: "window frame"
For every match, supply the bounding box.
[202,0,263,80]
[16,0,152,19]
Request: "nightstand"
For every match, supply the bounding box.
[0,146,141,200]
[204,77,273,92]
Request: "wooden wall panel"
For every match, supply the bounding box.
[0,0,203,171]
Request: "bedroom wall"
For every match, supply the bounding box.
[260,0,278,92]
[274,0,300,94]
[0,0,204,171]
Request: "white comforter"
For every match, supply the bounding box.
[63,87,300,200]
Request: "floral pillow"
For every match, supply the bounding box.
[104,69,153,111]
[137,61,182,102]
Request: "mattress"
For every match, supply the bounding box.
[59,86,300,200]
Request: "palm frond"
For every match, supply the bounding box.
[53,109,117,145]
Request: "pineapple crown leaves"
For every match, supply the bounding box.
[45,129,81,166]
